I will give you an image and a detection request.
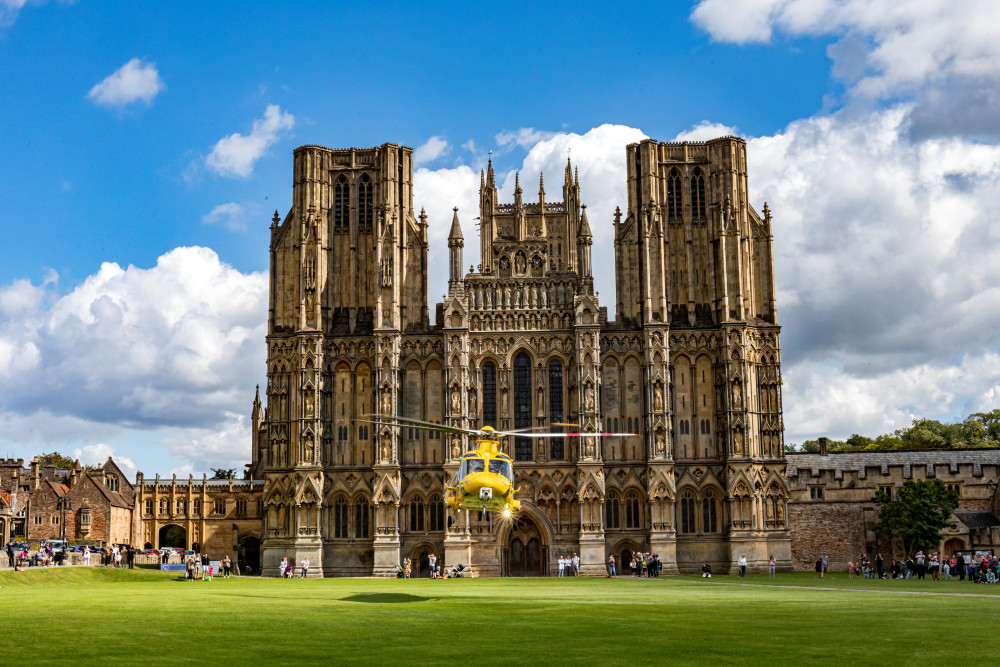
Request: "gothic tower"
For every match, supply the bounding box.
[262,143,425,576]
[614,136,789,571]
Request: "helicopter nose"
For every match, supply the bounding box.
[479,488,492,501]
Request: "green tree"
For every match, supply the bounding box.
[872,480,959,556]
[38,451,77,468]
[210,467,237,480]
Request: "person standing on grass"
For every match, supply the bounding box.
[83,546,90,567]
[194,554,202,580]
[820,552,829,578]
[738,553,747,577]
[930,552,940,580]
[768,554,776,578]
[301,557,309,578]
[815,556,822,577]
[608,554,616,577]
[915,551,925,579]
[428,553,436,578]
[572,553,580,576]
[875,553,885,579]
[956,553,966,581]
[5,541,13,567]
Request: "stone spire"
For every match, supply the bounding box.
[448,207,464,291]
[577,204,593,285]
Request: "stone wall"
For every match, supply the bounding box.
[786,448,1000,570]
[788,502,866,572]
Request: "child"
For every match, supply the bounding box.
[206,565,213,581]
[702,561,712,578]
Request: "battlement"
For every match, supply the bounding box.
[0,458,24,467]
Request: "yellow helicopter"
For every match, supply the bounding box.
[360,414,636,521]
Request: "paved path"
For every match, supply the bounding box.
[664,578,1000,598]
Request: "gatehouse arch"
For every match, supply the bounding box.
[158,524,186,549]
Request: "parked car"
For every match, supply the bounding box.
[142,549,158,556]
[40,539,69,552]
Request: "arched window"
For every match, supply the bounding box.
[106,474,119,493]
[548,360,564,460]
[482,361,497,426]
[607,495,621,529]
[667,169,682,220]
[333,175,348,232]
[355,500,370,538]
[625,491,641,529]
[429,495,445,532]
[333,497,348,538]
[359,173,373,232]
[680,491,695,534]
[513,352,532,462]
[702,493,718,533]
[409,497,425,532]
[690,168,706,220]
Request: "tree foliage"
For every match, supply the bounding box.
[38,451,77,469]
[871,480,959,556]
[787,409,1000,452]
[210,467,237,480]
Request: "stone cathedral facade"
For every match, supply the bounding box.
[259,136,791,577]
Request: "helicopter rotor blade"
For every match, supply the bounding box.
[356,416,475,437]
[494,431,638,439]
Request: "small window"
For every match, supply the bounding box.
[810,487,824,500]
[145,499,153,515]
[80,509,91,525]
[236,499,248,515]
[193,499,201,516]
[878,485,893,500]
[34,515,42,525]
[51,516,59,525]
[215,499,226,514]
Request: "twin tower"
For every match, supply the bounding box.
[256,136,790,577]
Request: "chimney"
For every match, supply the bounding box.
[818,437,829,457]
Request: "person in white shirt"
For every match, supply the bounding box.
[82,546,91,566]
[738,553,748,577]
[428,553,437,578]
[558,555,565,577]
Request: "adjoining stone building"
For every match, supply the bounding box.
[786,442,1000,571]
[0,456,136,546]
[134,389,266,571]
[259,136,791,577]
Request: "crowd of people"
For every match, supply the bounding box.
[848,551,999,583]
[4,540,139,570]
[185,553,233,580]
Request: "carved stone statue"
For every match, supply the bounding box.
[654,384,664,412]
[584,383,595,412]
[469,391,477,414]
[733,382,742,409]
[381,432,391,461]
[381,388,391,415]
[734,430,744,455]
[451,435,461,459]
[655,431,666,456]
[451,387,461,413]
[504,285,511,309]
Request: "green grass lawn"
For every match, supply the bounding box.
[1,568,997,665]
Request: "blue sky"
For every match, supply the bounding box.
[1,0,999,477]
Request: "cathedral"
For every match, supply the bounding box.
[257,136,791,577]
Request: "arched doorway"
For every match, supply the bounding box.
[239,536,261,575]
[418,551,430,578]
[620,548,633,575]
[943,537,965,558]
[158,524,186,549]
[502,514,547,577]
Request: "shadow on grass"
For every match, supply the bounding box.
[342,592,435,604]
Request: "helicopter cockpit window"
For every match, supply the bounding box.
[460,458,484,477]
[488,459,513,481]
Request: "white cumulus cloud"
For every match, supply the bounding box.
[202,202,258,232]
[86,58,165,108]
[413,136,450,165]
[205,105,295,178]
[673,121,741,142]
[0,247,267,471]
